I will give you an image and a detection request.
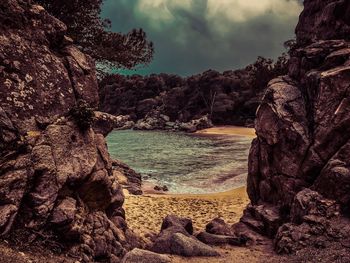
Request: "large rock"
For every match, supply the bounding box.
[274,189,345,254]
[236,0,350,256]
[161,215,193,235]
[0,2,98,133]
[164,232,220,257]
[151,215,220,257]
[0,1,134,262]
[122,248,171,263]
[205,218,235,236]
[295,0,350,45]
[112,159,143,195]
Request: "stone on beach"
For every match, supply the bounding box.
[151,215,220,257]
[122,248,171,263]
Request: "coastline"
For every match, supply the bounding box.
[124,125,252,239]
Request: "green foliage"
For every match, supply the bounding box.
[36,0,154,73]
[70,100,94,131]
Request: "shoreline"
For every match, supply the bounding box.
[140,180,247,196]
[137,125,254,196]
[123,125,252,238]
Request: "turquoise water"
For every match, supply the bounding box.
[107,130,252,194]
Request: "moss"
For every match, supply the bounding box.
[70,99,94,131]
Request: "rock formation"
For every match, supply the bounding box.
[134,110,213,132]
[236,0,350,255]
[93,112,134,136]
[151,215,220,257]
[0,1,136,262]
[112,159,143,195]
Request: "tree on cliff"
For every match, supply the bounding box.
[36,0,154,71]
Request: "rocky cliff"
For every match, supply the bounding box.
[0,1,134,262]
[237,0,350,255]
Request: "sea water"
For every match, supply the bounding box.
[107,130,252,194]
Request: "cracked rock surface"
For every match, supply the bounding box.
[236,0,350,255]
[0,1,137,262]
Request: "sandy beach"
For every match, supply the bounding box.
[124,126,255,236]
[125,126,255,236]
[124,186,249,236]
[196,126,256,138]
[122,126,286,263]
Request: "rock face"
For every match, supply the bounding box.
[295,0,350,45]
[0,1,134,262]
[238,0,350,255]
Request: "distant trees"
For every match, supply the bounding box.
[98,49,292,125]
[36,0,154,72]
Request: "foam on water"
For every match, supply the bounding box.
[107,130,253,194]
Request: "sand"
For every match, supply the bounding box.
[195,125,256,138]
[124,187,286,263]
[124,186,249,236]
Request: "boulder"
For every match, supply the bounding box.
[179,115,213,133]
[122,248,171,263]
[154,232,220,257]
[205,218,235,236]
[161,215,193,235]
[134,110,167,130]
[112,159,143,195]
[50,197,77,226]
[151,215,219,257]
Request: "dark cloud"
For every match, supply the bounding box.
[102,0,303,76]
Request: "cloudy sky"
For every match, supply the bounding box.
[102,0,303,76]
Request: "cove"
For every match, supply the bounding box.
[107,130,253,194]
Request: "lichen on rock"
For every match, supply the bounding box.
[236,0,350,255]
[0,0,137,262]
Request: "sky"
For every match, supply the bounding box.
[102,0,303,76]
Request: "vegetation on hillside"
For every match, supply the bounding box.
[99,53,290,126]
